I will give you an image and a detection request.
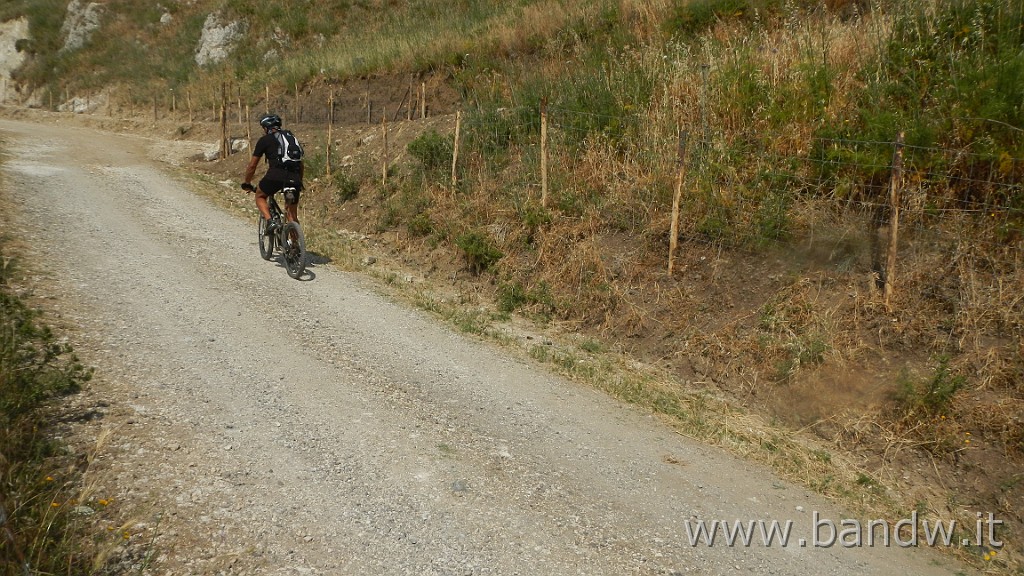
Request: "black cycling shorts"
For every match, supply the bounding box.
[259,177,303,204]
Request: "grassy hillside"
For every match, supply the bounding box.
[6,0,1024,155]
[3,0,1023,572]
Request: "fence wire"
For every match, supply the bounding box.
[85,87,1023,269]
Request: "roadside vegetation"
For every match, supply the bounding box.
[0,239,93,572]
[2,0,1022,571]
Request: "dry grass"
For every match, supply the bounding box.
[35,0,1024,568]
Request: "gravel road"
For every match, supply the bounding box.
[0,117,971,575]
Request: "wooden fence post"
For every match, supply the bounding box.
[884,132,905,307]
[540,100,549,208]
[220,82,228,159]
[187,89,193,123]
[700,64,711,149]
[236,86,242,124]
[407,76,414,121]
[382,108,389,185]
[265,85,270,114]
[294,83,300,122]
[420,82,426,119]
[394,85,410,122]
[669,129,690,275]
[451,110,462,188]
[245,105,251,145]
[327,90,335,178]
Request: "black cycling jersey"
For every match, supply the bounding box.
[253,130,302,182]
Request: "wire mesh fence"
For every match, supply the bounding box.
[445,103,1023,301]
[66,83,1022,294]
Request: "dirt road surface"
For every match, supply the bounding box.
[0,117,972,575]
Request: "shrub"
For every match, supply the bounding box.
[463,106,540,160]
[407,129,453,175]
[894,357,965,417]
[497,281,555,314]
[332,170,360,203]
[517,201,551,243]
[664,0,782,36]
[455,230,502,275]
[753,192,791,244]
[408,212,434,237]
[853,0,1024,154]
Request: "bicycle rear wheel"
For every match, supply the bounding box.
[281,222,306,279]
[258,215,275,260]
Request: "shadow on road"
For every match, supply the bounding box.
[271,251,328,281]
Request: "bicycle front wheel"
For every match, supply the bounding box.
[281,222,306,279]
[258,215,275,260]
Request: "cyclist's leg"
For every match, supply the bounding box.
[254,190,272,222]
[257,178,285,222]
[283,184,301,223]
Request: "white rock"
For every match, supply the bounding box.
[61,0,104,53]
[0,18,30,103]
[57,94,105,114]
[195,13,246,67]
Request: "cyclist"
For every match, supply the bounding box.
[242,113,303,233]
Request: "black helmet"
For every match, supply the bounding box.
[259,113,282,130]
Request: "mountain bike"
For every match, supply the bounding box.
[241,183,307,279]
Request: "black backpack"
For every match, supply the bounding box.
[272,129,303,171]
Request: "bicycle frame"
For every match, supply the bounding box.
[254,186,307,279]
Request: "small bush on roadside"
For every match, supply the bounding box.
[497,281,555,314]
[408,130,454,176]
[455,230,503,275]
[332,170,360,203]
[893,357,965,417]
[408,212,434,237]
[517,201,551,244]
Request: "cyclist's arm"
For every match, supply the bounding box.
[243,154,261,188]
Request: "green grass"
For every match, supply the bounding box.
[496,280,554,315]
[407,129,454,178]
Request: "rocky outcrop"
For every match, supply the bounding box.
[0,18,29,103]
[60,0,104,53]
[195,13,245,67]
[56,93,107,114]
